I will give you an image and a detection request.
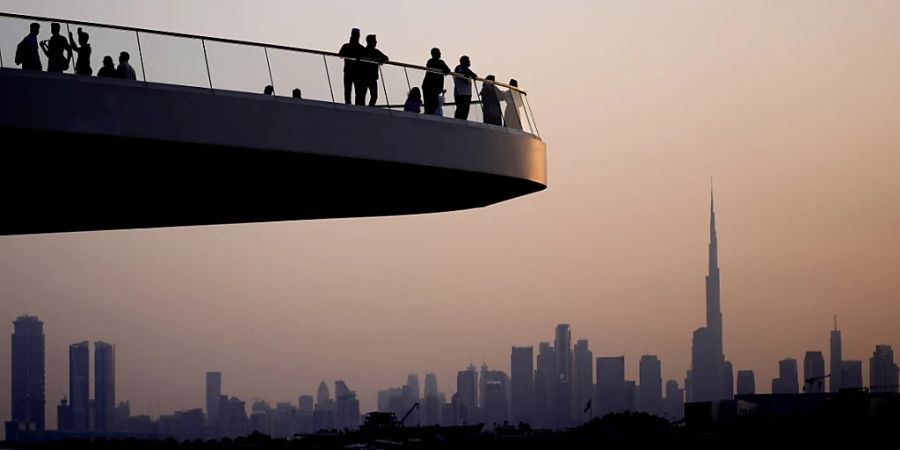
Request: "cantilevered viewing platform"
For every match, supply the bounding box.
[0,13,546,235]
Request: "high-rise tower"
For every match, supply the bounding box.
[830,316,842,393]
[69,342,90,431]
[11,315,45,431]
[94,341,116,432]
[690,191,728,401]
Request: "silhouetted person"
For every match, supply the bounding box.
[40,23,72,73]
[357,34,388,106]
[68,27,92,75]
[292,88,302,98]
[481,75,502,126]
[263,85,275,95]
[453,55,477,120]
[404,87,422,113]
[97,56,117,78]
[15,23,42,71]
[338,28,364,104]
[498,79,524,130]
[422,48,451,115]
[116,52,137,80]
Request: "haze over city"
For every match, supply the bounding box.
[1,0,899,432]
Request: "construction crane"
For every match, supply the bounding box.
[399,402,420,427]
[803,373,830,393]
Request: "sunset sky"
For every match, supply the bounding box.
[1,0,899,428]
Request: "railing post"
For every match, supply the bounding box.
[323,55,335,103]
[201,39,213,90]
[403,67,411,92]
[135,31,147,82]
[525,95,540,138]
[521,91,536,135]
[264,47,275,95]
[0,47,4,68]
[380,66,390,108]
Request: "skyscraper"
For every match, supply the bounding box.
[736,370,756,395]
[94,341,116,432]
[573,340,593,421]
[663,380,684,420]
[456,367,477,424]
[772,358,799,394]
[424,373,438,399]
[639,355,662,416]
[534,342,555,428]
[689,192,728,402]
[206,372,222,427]
[841,360,863,389]
[596,356,626,416]
[11,315,45,431]
[869,345,898,393]
[830,316,842,393]
[554,324,573,427]
[69,341,90,431]
[334,380,360,430]
[803,351,826,393]
[510,346,534,424]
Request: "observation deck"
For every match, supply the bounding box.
[0,12,546,235]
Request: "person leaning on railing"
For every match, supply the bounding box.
[453,55,477,120]
[358,34,388,106]
[497,79,524,130]
[422,48,451,115]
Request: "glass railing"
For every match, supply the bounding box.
[0,12,541,138]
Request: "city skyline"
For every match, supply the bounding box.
[1,0,900,435]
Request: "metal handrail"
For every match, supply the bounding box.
[0,11,527,94]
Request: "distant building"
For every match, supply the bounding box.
[841,360,863,390]
[803,351,826,393]
[456,367,477,424]
[57,398,72,431]
[511,346,534,425]
[206,372,222,428]
[688,194,729,402]
[217,396,249,437]
[573,340,593,422]
[69,341,90,431]
[11,315,45,431]
[298,395,314,413]
[639,355,662,416]
[484,381,508,428]
[772,358,799,394]
[830,317,842,393]
[534,342,556,428]
[596,356,626,416]
[722,360,734,399]
[250,400,272,435]
[424,373,438,398]
[335,380,360,430]
[94,341,116,432]
[317,381,333,410]
[869,345,898,393]
[664,380,683,420]
[554,324,573,428]
[736,370,756,395]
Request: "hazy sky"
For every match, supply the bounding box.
[1,0,899,429]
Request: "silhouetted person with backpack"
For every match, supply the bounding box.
[338,28,364,104]
[68,27,92,75]
[422,48,451,115]
[453,55,477,120]
[358,34,388,106]
[15,23,42,71]
[97,56,117,78]
[40,23,71,73]
[116,51,137,80]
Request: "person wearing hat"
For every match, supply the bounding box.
[338,28,364,104]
